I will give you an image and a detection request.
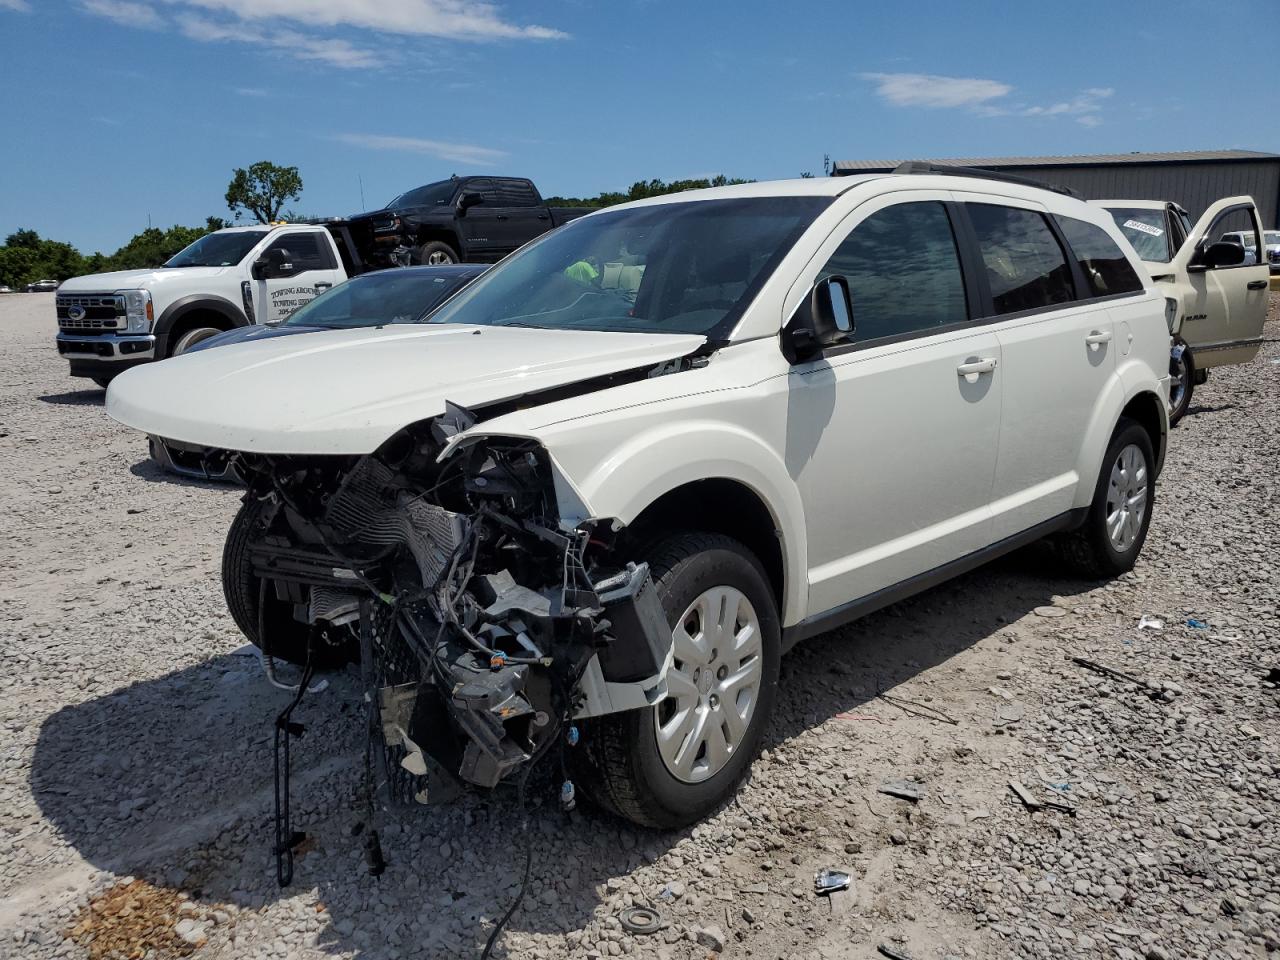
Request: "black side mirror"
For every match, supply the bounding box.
[781,276,854,363]
[252,247,292,280]
[1198,240,1246,269]
[457,191,483,216]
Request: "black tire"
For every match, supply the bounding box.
[414,241,458,266]
[1054,417,1155,578]
[575,532,781,829]
[1169,340,1194,427]
[222,498,348,667]
[92,376,113,389]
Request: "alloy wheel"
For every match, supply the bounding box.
[1106,443,1148,552]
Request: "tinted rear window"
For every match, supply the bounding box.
[1054,216,1144,298]
[967,204,1074,316]
[1106,208,1172,263]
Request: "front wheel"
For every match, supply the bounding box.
[414,241,458,266]
[576,533,780,829]
[1169,340,1194,426]
[170,325,222,357]
[222,498,352,667]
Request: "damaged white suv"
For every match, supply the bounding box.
[107,168,1170,829]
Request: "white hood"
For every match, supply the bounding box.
[58,266,229,292]
[106,324,705,454]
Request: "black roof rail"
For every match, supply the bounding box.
[891,161,1081,199]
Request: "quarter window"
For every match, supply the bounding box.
[1054,216,1144,298]
[967,204,1074,315]
[818,201,967,342]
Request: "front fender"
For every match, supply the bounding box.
[564,421,809,627]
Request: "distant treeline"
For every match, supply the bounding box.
[544,175,756,208]
[0,219,228,289]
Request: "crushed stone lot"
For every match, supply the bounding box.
[1,291,1278,960]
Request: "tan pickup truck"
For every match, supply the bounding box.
[1096,197,1271,423]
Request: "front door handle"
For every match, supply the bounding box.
[315,282,332,292]
[1247,279,1268,290]
[956,357,998,381]
[1084,330,1113,347]
[496,214,509,220]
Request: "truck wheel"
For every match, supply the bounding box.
[170,325,222,357]
[576,533,781,829]
[415,241,458,266]
[222,498,351,667]
[1053,417,1155,579]
[1169,340,1194,427]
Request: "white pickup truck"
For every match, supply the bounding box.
[55,224,350,386]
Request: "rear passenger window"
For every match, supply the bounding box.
[1054,216,1144,298]
[967,204,1074,315]
[818,201,967,342]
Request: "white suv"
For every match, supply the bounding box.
[107,169,1169,828]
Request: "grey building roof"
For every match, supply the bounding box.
[832,150,1280,174]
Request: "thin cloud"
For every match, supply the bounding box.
[332,132,507,166]
[0,0,32,10]
[862,72,1012,109]
[81,0,165,28]
[177,14,381,68]
[233,86,270,96]
[159,0,567,40]
[865,72,1113,126]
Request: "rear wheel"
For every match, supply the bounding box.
[1054,417,1155,578]
[1169,340,1194,426]
[414,241,458,266]
[576,533,780,828]
[222,498,350,667]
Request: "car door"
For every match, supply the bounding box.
[958,197,1142,539]
[1169,197,1270,366]
[455,179,514,260]
[786,192,1003,615]
[491,179,550,251]
[252,232,344,323]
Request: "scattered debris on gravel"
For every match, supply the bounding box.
[1,293,1278,959]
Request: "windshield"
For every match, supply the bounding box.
[280,270,473,329]
[426,197,830,337]
[1266,232,1280,245]
[387,180,459,209]
[164,231,268,268]
[1106,208,1172,262]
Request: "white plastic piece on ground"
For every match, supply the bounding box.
[1137,615,1164,631]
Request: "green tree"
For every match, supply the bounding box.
[0,229,86,287]
[543,174,754,210]
[225,161,303,223]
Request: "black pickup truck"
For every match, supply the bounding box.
[340,176,593,268]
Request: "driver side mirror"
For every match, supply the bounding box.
[252,247,292,280]
[1196,240,1246,270]
[781,276,854,363]
[457,191,483,216]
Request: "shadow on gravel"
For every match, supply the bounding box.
[127,457,229,489]
[1185,402,1236,418]
[38,389,104,406]
[31,545,1099,957]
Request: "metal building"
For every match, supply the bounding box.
[832,150,1280,227]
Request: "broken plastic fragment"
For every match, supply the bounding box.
[1137,615,1164,631]
[813,869,851,895]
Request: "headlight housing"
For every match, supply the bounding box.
[121,289,154,333]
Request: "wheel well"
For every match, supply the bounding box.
[624,479,784,611]
[1122,391,1166,476]
[415,230,460,253]
[164,310,235,357]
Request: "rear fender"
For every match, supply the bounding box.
[1072,361,1168,509]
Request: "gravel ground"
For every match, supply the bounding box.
[1,291,1277,960]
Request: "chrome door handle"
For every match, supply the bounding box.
[1084,330,1112,347]
[956,357,998,379]
[1247,280,1267,290]
[315,282,332,291]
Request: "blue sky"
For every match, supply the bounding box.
[1,0,1274,254]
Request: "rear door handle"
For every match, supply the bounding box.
[496,214,509,220]
[1247,280,1268,290]
[1084,330,1112,347]
[956,357,998,380]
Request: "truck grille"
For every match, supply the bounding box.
[57,293,125,331]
